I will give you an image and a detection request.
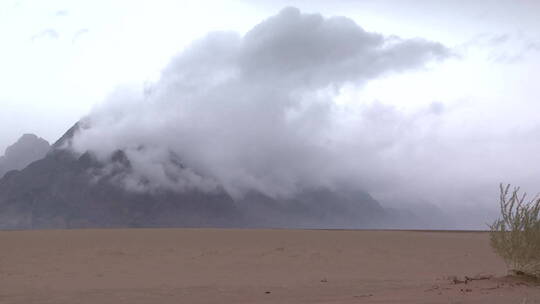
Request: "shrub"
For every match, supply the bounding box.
[489,184,540,278]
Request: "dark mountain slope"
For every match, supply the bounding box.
[0,124,387,229]
[0,147,241,229]
[238,188,386,229]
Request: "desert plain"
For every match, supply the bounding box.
[0,228,539,304]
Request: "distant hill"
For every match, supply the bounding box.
[0,134,50,179]
[0,124,387,229]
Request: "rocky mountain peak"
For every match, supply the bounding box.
[0,134,50,178]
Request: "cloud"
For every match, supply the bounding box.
[70,7,450,200]
[526,41,540,52]
[465,32,540,64]
[31,29,59,42]
[487,34,510,45]
[55,10,69,17]
[72,28,89,43]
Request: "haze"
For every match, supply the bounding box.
[2,0,540,228]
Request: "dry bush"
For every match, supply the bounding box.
[489,184,540,278]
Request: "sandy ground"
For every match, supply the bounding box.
[0,229,538,304]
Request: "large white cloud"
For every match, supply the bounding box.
[71,7,449,199]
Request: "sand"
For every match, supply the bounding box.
[0,228,538,303]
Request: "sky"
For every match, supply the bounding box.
[1,0,540,228]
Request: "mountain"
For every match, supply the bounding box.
[0,134,50,179]
[0,151,241,230]
[0,124,387,229]
[237,188,385,229]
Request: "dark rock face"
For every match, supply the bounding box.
[0,149,241,229]
[0,124,387,230]
[0,134,50,178]
[237,188,386,229]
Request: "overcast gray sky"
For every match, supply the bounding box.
[1,0,540,228]
[1,0,539,150]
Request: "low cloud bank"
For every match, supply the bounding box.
[71,7,449,202]
[70,7,537,228]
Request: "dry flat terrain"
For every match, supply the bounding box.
[0,229,539,303]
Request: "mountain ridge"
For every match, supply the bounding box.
[0,133,50,179]
[0,123,387,229]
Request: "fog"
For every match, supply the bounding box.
[70,8,444,193]
[60,7,540,229]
